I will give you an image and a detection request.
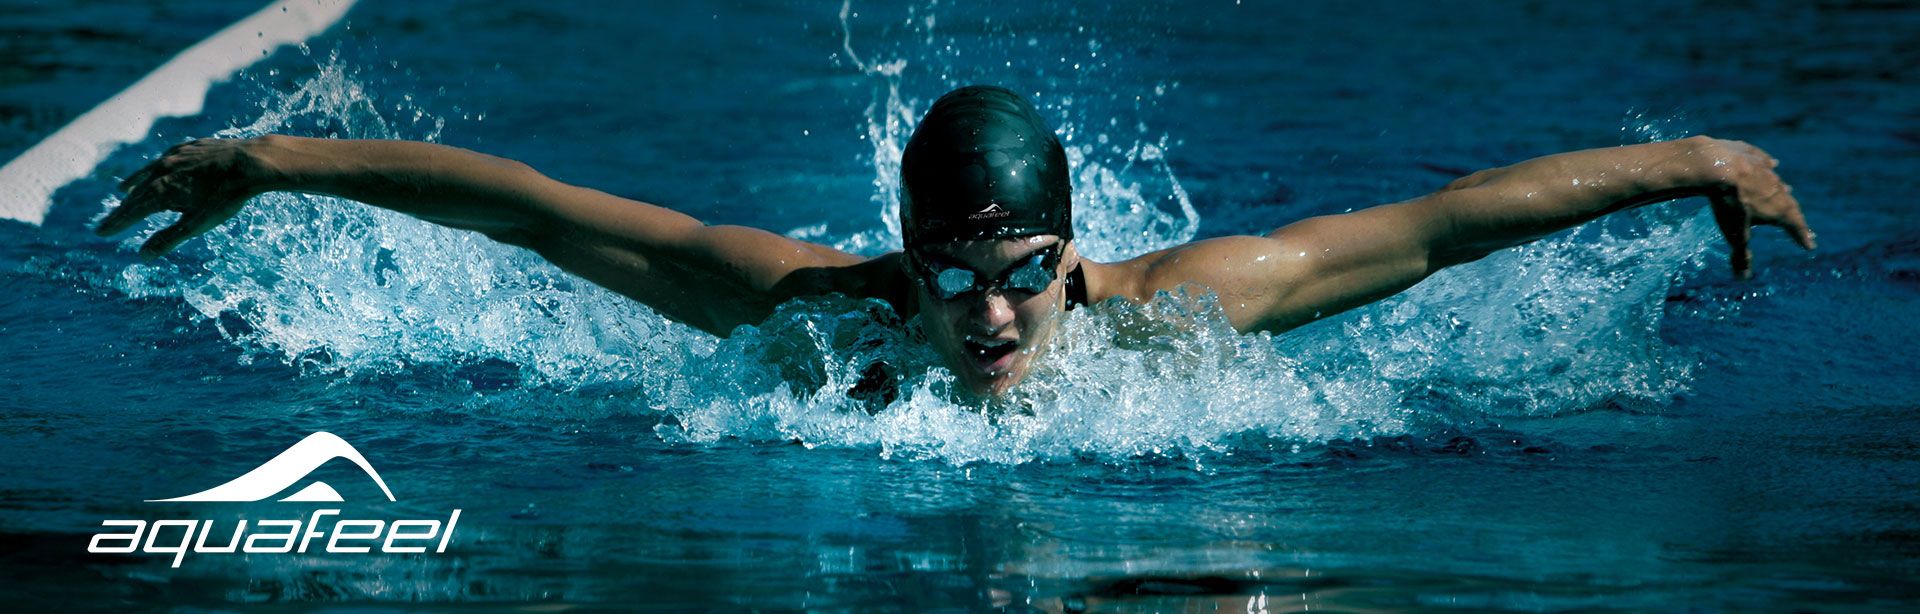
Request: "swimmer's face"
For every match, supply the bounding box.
[908,235,1077,398]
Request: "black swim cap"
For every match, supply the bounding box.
[901,85,1072,246]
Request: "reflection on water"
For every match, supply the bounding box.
[1,0,1917,609]
[102,47,1707,465]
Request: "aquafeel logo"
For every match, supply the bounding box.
[87,432,462,567]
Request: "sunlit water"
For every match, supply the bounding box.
[2,0,1916,609]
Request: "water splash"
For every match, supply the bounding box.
[88,14,1716,466]
[1620,107,1694,145]
[821,0,1199,260]
[659,219,1711,465]
[814,2,908,255]
[672,101,1718,461]
[109,56,712,391]
[656,291,1380,465]
[1264,110,1715,420]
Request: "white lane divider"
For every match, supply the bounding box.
[0,0,359,226]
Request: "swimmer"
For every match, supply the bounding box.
[97,85,1813,399]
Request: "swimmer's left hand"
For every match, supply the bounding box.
[1691,137,1815,280]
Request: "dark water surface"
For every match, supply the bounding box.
[3,0,1918,610]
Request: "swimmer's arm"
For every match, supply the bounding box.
[1126,136,1812,334]
[98,136,884,336]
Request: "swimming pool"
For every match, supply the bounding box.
[3,0,1917,609]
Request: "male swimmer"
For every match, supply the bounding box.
[98,85,1813,399]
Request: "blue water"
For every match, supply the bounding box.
[3,0,1918,609]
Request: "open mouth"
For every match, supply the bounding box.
[963,337,1019,374]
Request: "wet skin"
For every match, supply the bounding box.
[100,135,1812,399]
[907,235,1079,397]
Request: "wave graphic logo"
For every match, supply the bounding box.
[968,202,1011,220]
[149,432,396,503]
[91,431,461,567]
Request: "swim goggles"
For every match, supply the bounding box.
[907,244,1062,301]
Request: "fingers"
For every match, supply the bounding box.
[100,138,252,257]
[140,208,227,259]
[103,153,179,235]
[114,140,198,193]
[1789,225,1816,251]
[105,140,212,229]
[1710,190,1753,280]
[97,181,165,236]
[1709,145,1815,280]
[140,221,196,259]
[116,163,156,193]
[1746,174,1816,252]
[95,204,141,237]
[1775,191,1817,251]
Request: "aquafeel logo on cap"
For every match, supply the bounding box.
[968,202,1012,220]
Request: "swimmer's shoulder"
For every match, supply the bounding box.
[1078,258,1146,306]
[772,250,913,316]
[1079,236,1308,306]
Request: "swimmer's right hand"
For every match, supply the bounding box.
[97,137,278,259]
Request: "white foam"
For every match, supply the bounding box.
[0,0,358,226]
[82,17,1713,466]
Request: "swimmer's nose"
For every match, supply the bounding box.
[967,291,1016,334]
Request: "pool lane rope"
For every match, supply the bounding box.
[0,0,359,226]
